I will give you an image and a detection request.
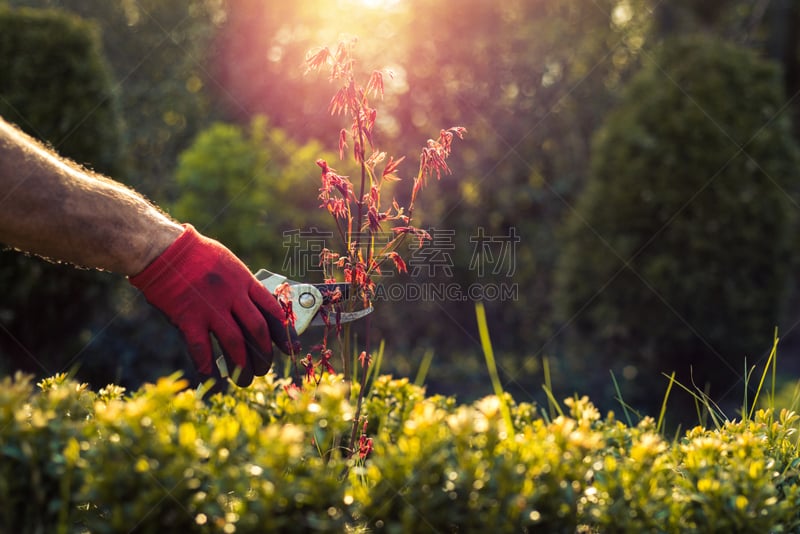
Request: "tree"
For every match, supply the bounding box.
[171,116,333,273]
[4,0,224,200]
[554,35,800,417]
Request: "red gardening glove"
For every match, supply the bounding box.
[130,224,300,387]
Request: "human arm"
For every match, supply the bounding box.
[0,117,298,386]
[0,116,183,274]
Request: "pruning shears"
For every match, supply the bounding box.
[213,269,373,378]
[254,269,373,335]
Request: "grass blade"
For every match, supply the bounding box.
[656,372,676,434]
[475,301,514,434]
[414,348,434,387]
[542,357,560,420]
[610,371,633,427]
[748,331,779,421]
[541,384,564,420]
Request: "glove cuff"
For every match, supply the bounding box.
[129,223,198,291]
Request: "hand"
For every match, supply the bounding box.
[130,224,300,387]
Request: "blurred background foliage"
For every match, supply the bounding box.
[555,35,800,418]
[2,0,800,422]
[171,116,332,268]
[0,6,129,381]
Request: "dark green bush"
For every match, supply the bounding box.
[0,7,127,379]
[554,35,800,414]
[0,6,123,176]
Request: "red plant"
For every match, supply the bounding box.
[356,419,373,460]
[273,281,297,328]
[304,37,465,458]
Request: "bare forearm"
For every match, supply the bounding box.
[0,118,182,276]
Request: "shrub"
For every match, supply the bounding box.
[80,376,352,533]
[0,373,93,530]
[554,34,800,414]
[0,6,123,175]
[0,373,354,533]
[3,371,800,532]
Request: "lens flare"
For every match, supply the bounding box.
[356,0,400,7]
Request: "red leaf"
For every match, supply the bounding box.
[382,155,405,181]
[387,251,407,274]
[338,129,348,160]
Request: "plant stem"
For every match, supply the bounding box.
[352,105,368,260]
[341,322,351,390]
[348,314,371,457]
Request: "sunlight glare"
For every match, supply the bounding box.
[356,0,401,8]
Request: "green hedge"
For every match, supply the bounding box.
[2,372,800,532]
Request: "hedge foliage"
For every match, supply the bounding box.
[2,371,800,532]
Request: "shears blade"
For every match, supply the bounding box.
[254,269,373,335]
